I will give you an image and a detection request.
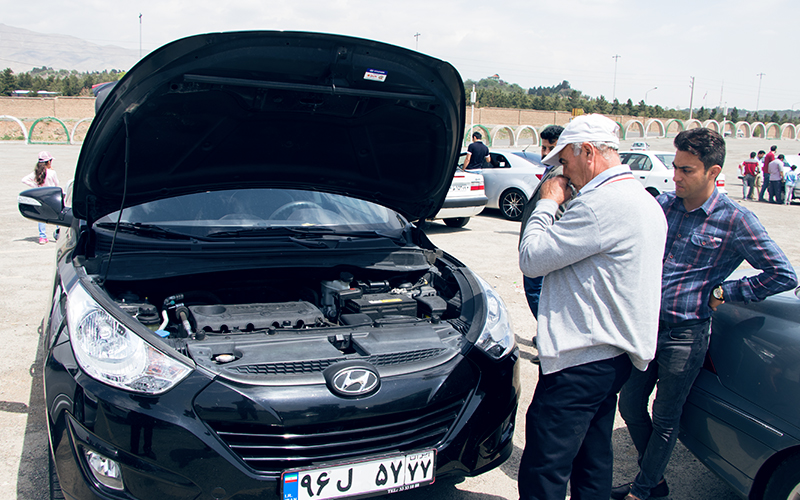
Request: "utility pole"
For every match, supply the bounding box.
[470,84,476,140]
[688,76,695,121]
[612,54,621,101]
[139,13,142,59]
[756,72,765,113]
[414,32,420,51]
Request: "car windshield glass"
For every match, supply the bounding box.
[95,189,406,238]
[655,154,676,168]
[512,151,543,165]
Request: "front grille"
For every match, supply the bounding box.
[227,348,447,376]
[205,396,464,473]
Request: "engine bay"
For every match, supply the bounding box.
[104,262,473,381]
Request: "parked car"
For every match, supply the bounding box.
[630,141,650,150]
[619,150,727,196]
[679,270,800,500]
[463,148,544,220]
[18,31,519,500]
[427,168,487,227]
[782,154,800,203]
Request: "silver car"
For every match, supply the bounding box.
[462,148,544,220]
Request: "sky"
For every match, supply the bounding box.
[2,0,799,113]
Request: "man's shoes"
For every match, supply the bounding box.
[38,237,48,245]
[610,479,669,499]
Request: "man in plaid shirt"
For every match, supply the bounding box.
[613,128,797,500]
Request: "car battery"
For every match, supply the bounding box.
[343,293,417,320]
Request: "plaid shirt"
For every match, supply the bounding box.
[658,189,797,323]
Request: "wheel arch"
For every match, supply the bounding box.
[751,446,800,500]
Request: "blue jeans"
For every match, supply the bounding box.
[519,354,632,500]
[617,319,711,500]
[523,275,542,319]
[38,222,47,239]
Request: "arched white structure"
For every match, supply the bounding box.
[685,119,702,130]
[623,119,645,139]
[664,119,685,137]
[644,119,665,138]
[780,123,798,140]
[515,125,539,147]
[720,120,735,137]
[0,115,28,141]
[765,122,781,139]
[70,117,93,145]
[735,121,751,138]
[702,120,720,132]
[751,122,766,138]
[490,125,516,147]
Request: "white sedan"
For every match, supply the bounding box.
[463,148,544,220]
[428,168,487,227]
[619,150,727,196]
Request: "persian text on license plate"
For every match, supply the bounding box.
[281,450,435,500]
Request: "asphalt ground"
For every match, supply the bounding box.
[0,137,797,500]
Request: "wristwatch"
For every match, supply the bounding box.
[712,286,724,301]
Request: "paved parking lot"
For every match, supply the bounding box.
[0,138,796,499]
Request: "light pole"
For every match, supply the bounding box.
[644,87,657,107]
[612,54,621,101]
[756,72,765,114]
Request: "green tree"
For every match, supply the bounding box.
[769,111,780,123]
[611,98,620,115]
[730,107,739,122]
[636,99,646,117]
[0,68,15,96]
[594,95,610,114]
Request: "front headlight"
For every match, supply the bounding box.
[66,284,192,394]
[474,274,516,360]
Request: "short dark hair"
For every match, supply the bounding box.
[749,151,756,158]
[778,154,785,160]
[472,131,482,140]
[758,150,766,155]
[770,145,777,151]
[674,128,725,170]
[540,125,564,143]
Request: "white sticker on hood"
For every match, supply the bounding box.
[364,69,387,82]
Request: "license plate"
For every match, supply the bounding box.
[281,450,435,500]
[449,184,470,192]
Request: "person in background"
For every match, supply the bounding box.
[739,151,759,200]
[754,150,766,198]
[768,153,785,204]
[760,145,777,201]
[614,129,797,500]
[21,151,60,245]
[518,124,565,321]
[518,114,666,500]
[784,164,797,205]
[464,131,490,170]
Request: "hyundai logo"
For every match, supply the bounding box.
[329,366,380,397]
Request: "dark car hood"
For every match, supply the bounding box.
[73,31,465,223]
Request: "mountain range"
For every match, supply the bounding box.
[0,23,140,73]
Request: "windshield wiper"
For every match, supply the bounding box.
[206,226,336,238]
[207,226,404,243]
[95,222,195,240]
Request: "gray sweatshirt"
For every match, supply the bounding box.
[519,165,667,375]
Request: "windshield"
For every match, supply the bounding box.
[96,189,407,237]
[655,154,676,168]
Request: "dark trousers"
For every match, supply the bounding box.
[759,173,770,200]
[523,275,543,319]
[518,354,633,500]
[769,180,782,203]
[618,318,711,500]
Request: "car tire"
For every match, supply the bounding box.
[49,447,65,500]
[500,189,527,221]
[763,453,800,500]
[443,217,469,228]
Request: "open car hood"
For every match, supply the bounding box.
[73,31,465,223]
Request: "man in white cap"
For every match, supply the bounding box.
[517,114,667,500]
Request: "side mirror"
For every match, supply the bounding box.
[18,187,73,227]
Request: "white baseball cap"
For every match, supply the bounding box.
[38,151,54,162]
[541,114,620,166]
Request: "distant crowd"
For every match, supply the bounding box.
[737,145,798,204]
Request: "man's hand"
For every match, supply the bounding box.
[539,175,572,205]
[708,296,724,311]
